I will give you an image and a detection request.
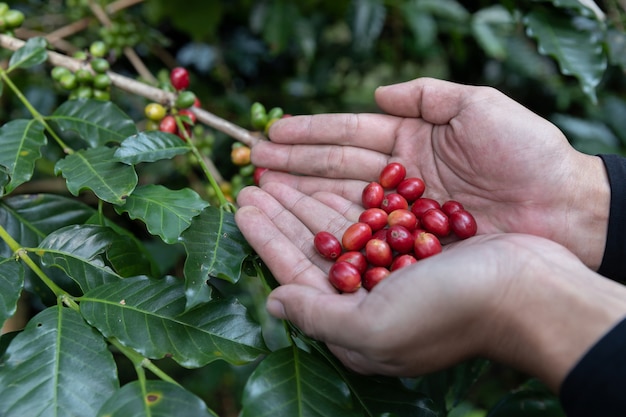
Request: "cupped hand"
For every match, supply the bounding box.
[252,78,609,268]
[235,181,623,392]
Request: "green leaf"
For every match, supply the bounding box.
[414,0,470,22]
[551,113,620,154]
[531,0,603,19]
[401,3,438,50]
[0,194,96,259]
[114,185,209,244]
[524,9,607,103]
[114,131,191,164]
[97,380,218,417]
[0,119,47,194]
[179,206,253,310]
[240,346,360,417]
[37,224,123,293]
[0,306,119,417]
[0,258,24,330]
[47,99,138,148]
[54,147,138,205]
[80,275,267,367]
[487,379,565,417]
[349,0,387,54]
[260,0,300,54]
[8,37,48,72]
[472,5,514,60]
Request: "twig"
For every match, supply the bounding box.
[0,34,261,147]
[106,0,145,15]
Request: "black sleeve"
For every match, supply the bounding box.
[597,154,626,283]
[560,317,626,417]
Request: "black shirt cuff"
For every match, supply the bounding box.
[597,154,626,283]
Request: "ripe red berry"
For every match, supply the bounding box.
[253,167,269,185]
[387,209,418,230]
[314,231,342,260]
[328,261,362,293]
[421,208,451,237]
[365,239,393,267]
[381,193,408,214]
[441,200,464,216]
[359,208,388,232]
[158,115,177,134]
[336,251,368,275]
[396,177,425,203]
[449,210,478,239]
[178,108,197,125]
[379,162,406,189]
[390,254,417,271]
[413,231,442,259]
[411,198,441,219]
[386,225,415,254]
[362,267,390,291]
[170,67,190,90]
[342,222,372,251]
[362,182,384,209]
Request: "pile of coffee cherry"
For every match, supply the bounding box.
[313,162,478,292]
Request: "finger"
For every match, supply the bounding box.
[259,170,367,206]
[251,140,388,181]
[259,181,354,238]
[375,77,488,124]
[235,202,334,292]
[311,191,363,223]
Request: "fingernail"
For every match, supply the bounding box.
[266,298,286,319]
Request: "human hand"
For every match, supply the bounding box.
[235,181,626,392]
[252,78,609,269]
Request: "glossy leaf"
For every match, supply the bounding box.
[97,380,218,417]
[179,206,253,310]
[487,379,565,417]
[0,194,96,258]
[472,5,514,60]
[47,99,138,148]
[0,165,8,197]
[524,9,607,103]
[0,119,46,194]
[114,131,191,164]
[8,37,48,72]
[240,346,359,417]
[114,185,209,244]
[0,258,24,330]
[80,275,267,367]
[37,224,123,292]
[54,147,138,205]
[349,0,386,53]
[0,306,119,417]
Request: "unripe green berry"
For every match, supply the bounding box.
[75,86,93,99]
[90,58,110,73]
[4,9,24,29]
[93,73,111,89]
[59,73,77,90]
[51,66,71,81]
[93,89,110,101]
[89,40,108,58]
[267,107,284,120]
[175,91,196,109]
[0,3,9,16]
[75,68,93,84]
[250,102,268,130]
[73,50,88,60]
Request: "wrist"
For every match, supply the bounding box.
[484,245,626,392]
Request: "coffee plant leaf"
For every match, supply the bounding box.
[0,165,8,196]
[471,5,515,60]
[37,224,124,293]
[47,99,138,148]
[0,194,96,259]
[0,258,24,330]
[524,8,607,103]
[7,36,48,72]
[80,275,268,367]
[240,346,360,417]
[486,379,565,416]
[96,380,219,417]
[0,306,119,417]
[54,147,138,205]
[0,119,46,194]
[180,206,252,310]
[349,0,387,54]
[532,0,601,19]
[114,131,191,165]
[114,184,209,244]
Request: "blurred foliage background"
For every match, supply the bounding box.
[1,0,625,415]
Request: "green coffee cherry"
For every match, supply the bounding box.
[175,91,196,109]
[93,89,110,101]
[73,50,88,60]
[74,86,93,99]
[75,68,93,84]
[90,58,110,73]
[89,41,108,58]
[250,102,268,131]
[0,3,9,16]
[59,73,78,90]
[51,66,71,81]
[4,9,24,28]
[267,107,284,120]
[93,73,112,89]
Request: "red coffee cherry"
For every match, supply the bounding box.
[390,254,417,271]
[421,208,451,237]
[386,225,415,254]
[411,197,441,219]
[387,209,418,230]
[336,251,368,275]
[328,261,362,293]
[362,267,390,291]
[365,239,393,267]
[253,167,269,185]
[314,231,342,260]
[342,222,372,251]
[362,182,384,209]
[396,177,425,203]
[413,231,443,259]
[379,162,406,189]
[449,210,478,239]
[170,66,190,90]
[441,200,464,216]
[158,115,177,134]
[381,193,408,214]
[359,208,388,232]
